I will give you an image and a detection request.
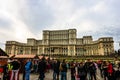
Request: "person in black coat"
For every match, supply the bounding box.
[77,62,87,80]
[10,59,21,80]
[88,62,97,80]
[114,69,120,80]
[70,61,76,80]
[60,59,67,80]
[38,57,46,80]
[3,64,9,80]
[52,59,60,80]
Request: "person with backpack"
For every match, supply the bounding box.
[25,59,32,80]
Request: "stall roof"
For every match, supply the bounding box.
[0,56,8,58]
[8,54,51,59]
[14,54,36,58]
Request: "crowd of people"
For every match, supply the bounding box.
[0,57,120,80]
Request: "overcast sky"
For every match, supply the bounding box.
[0,0,120,50]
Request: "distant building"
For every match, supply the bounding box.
[5,29,114,56]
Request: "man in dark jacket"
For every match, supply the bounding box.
[10,59,21,80]
[89,62,97,80]
[3,64,9,80]
[38,57,46,80]
[60,59,67,80]
[84,59,96,80]
[53,59,60,80]
[70,61,76,80]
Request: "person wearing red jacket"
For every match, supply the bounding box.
[107,61,114,80]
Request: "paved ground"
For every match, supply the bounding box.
[19,70,71,80]
[19,69,103,80]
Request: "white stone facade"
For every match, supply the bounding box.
[5,29,114,56]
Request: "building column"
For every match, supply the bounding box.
[11,45,15,55]
[42,46,45,54]
[37,46,40,55]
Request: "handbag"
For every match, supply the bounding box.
[76,74,80,80]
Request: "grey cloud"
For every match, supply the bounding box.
[90,27,120,43]
[0,42,5,50]
[0,0,120,50]
[0,17,11,28]
[19,0,55,33]
[72,0,99,9]
[77,26,120,42]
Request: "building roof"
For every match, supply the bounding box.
[0,48,9,57]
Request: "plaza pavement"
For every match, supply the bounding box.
[19,69,103,80]
[19,70,71,80]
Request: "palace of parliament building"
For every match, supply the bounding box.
[5,29,114,56]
